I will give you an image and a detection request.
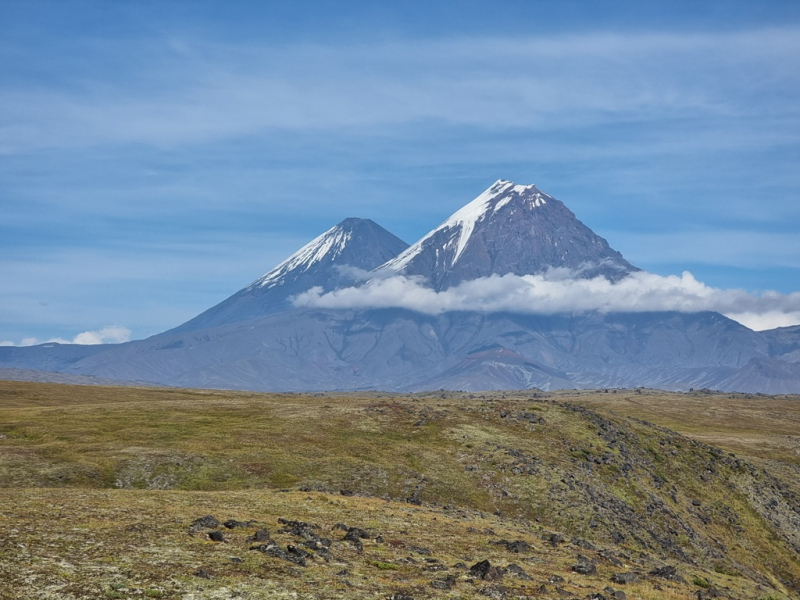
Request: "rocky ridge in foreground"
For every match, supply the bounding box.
[0,381,798,599]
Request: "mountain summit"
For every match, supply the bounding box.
[171,217,408,332]
[381,179,638,290]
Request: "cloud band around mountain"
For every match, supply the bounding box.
[292,270,800,331]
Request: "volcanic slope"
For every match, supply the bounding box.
[169,217,408,333]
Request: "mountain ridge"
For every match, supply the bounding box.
[2,179,799,394]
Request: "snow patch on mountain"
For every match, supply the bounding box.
[250,225,355,290]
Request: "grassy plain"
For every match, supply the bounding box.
[0,381,798,600]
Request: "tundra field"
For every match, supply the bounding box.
[0,380,798,600]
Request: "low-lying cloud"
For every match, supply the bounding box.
[1,326,132,347]
[293,271,800,331]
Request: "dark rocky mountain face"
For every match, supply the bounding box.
[380,179,638,290]
[169,218,408,333]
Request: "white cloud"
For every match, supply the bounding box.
[2,326,132,347]
[293,270,800,331]
[73,326,132,345]
[725,312,800,332]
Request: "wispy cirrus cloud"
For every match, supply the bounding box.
[2,28,799,153]
[293,270,800,331]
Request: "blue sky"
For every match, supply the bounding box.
[2,0,800,344]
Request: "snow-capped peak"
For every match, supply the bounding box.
[384,179,548,272]
[249,220,357,290]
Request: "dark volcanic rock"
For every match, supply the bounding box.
[504,563,532,580]
[611,572,639,585]
[478,585,507,599]
[344,527,371,540]
[223,519,251,529]
[279,518,329,547]
[249,542,308,567]
[649,565,684,582]
[207,531,224,542]
[572,557,597,575]
[470,560,504,581]
[495,539,531,553]
[430,575,457,590]
[190,515,221,531]
[247,528,271,543]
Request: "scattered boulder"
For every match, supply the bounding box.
[190,515,221,531]
[223,519,251,529]
[478,585,507,599]
[207,531,225,542]
[193,568,211,579]
[249,541,307,567]
[504,563,532,580]
[344,527,371,540]
[611,572,638,585]
[279,518,320,541]
[548,533,565,546]
[598,551,622,567]
[572,556,597,575]
[649,565,684,583]
[332,523,349,532]
[407,546,432,555]
[303,540,333,561]
[287,545,312,561]
[496,539,531,553]
[346,538,363,552]
[430,575,457,589]
[470,560,504,581]
[246,528,270,543]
